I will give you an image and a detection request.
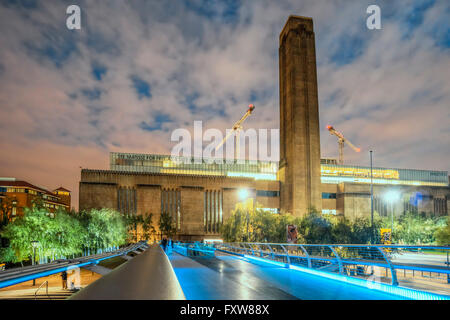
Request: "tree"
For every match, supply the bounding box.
[159,211,177,239]
[83,208,127,251]
[350,216,378,244]
[124,214,143,242]
[30,195,45,210]
[221,202,250,242]
[298,211,333,244]
[142,213,156,241]
[1,207,52,263]
[330,216,352,244]
[221,201,302,243]
[435,218,450,245]
[379,211,446,245]
[0,207,128,264]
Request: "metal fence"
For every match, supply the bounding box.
[215,242,450,297]
[173,242,215,257]
[0,241,149,289]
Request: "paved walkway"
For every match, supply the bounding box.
[0,256,128,299]
[169,252,403,300]
[0,268,101,299]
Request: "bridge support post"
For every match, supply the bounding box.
[377,247,398,286]
[280,245,290,267]
[267,245,275,261]
[299,245,312,268]
[328,246,344,275]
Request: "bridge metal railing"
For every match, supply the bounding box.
[215,242,450,298]
[0,241,149,289]
[173,242,215,257]
[34,280,49,300]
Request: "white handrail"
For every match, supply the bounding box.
[35,280,49,300]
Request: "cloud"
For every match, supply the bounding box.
[0,0,449,210]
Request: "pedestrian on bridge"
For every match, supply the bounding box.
[61,271,68,290]
[161,236,168,252]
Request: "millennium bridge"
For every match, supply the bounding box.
[0,242,449,300]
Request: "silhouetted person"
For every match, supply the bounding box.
[161,237,168,252]
[61,271,68,289]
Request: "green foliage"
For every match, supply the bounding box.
[124,214,143,242]
[159,211,177,239]
[0,207,128,264]
[221,203,445,245]
[298,212,334,244]
[380,212,446,244]
[81,208,128,250]
[1,207,55,262]
[142,213,156,241]
[221,201,297,243]
[434,218,450,245]
[0,247,18,263]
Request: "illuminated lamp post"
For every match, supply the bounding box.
[384,190,400,242]
[31,240,39,286]
[370,151,374,243]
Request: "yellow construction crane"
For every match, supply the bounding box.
[215,104,255,159]
[326,125,360,164]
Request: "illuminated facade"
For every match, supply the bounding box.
[80,151,449,240]
[80,153,280,241]
[111,152,449,188]
[320,165,448,187]
[110,153,278,181]
[0,178,71,219]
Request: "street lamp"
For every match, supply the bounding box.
[238,189,249,200]
[31,240,39,286]
[384,190,400,241]
[370,151,374,243]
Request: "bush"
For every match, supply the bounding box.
[435,218,450,245]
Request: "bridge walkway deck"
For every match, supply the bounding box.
[168,251,402,300]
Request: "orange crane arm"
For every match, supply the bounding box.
[326,125,361,164]
[215,104,255,151]
[344,138,361,153]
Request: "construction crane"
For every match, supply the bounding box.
[215,104,255,159]
[326,125,361,164]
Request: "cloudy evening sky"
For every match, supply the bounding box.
[0,0,449,209]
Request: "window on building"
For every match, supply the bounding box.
[161,189,181,231]
[117,187,137,215]
[256,190,279,197]
[204,190,223,233]
[374,197,388,216]
[434,198,447,215]
[322,193,337,199]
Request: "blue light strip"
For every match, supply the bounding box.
[242,255,450,300]
[173,245,215,256]
[0,252,130,289]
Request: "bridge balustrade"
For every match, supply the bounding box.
[215,242,450,294]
